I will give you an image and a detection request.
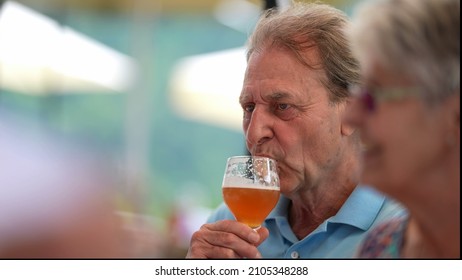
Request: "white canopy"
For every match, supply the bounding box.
[0,1,137,95]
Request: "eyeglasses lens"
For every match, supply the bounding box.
[361,90,375,112]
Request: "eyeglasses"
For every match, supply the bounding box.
[348,85,420,112]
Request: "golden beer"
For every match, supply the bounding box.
[223,186,280,228]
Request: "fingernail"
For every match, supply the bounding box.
[255,251,262,258]
[249,232,259,243]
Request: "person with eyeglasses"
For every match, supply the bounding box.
[186,2,406,259]
[344,0,460,258]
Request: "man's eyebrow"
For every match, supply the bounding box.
[269,92,292,101]
[239,92,249,104]
[239,91,294,104]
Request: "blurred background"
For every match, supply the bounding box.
[0,0,358,258]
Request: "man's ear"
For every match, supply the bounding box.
[340,98,356,136]
[341,122,356,136]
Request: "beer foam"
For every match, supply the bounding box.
[223,174,279,189]
[223,185,280,191]
[222,176,279,190]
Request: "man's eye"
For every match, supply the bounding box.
[277,103,291,110]
[274,103,297,120]
[243,104,255,112]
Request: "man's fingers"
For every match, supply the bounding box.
[254,227,269,246]
[186,220,265,259]
[204,220,261,244]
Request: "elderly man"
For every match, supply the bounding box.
[187,2,405,259]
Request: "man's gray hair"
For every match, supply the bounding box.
[247,2,361,103]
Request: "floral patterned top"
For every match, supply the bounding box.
[357,217,408,258]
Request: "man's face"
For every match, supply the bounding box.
[239,45,348,197]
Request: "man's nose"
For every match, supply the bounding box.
[245,107,274,148]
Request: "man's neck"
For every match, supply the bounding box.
[288,183,355,240]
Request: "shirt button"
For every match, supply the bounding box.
[290,251,299,259]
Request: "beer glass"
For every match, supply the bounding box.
[222,156,280,229]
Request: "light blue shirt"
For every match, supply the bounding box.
[207,186,406,258]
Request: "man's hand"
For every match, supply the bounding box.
[186,220,269,259]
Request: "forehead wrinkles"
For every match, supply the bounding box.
[240,49,316,105]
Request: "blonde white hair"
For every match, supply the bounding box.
[349,0,460,103]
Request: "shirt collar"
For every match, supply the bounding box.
[267,185,385,231]
[326,185,385,230]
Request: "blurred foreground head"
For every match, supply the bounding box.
[0,115,127,258]
[345,0,459,258]
[346,0,459,193]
